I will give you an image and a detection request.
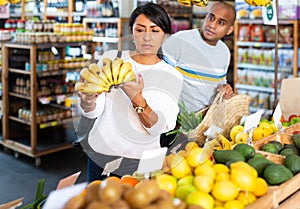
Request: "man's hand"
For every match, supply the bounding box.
[217,84,233,99]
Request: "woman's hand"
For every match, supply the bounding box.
[217,84,234,99]
[121,74,144,103]
[78,92,99,112]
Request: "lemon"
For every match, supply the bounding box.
[177,175,194,186]
[224,199,245,209]
[171,155,192,179]
[215,172,230,181]
[211,180,239,202]
[213,164,230,174]
[252,127,272,141]
[186,191,215,209]
[237,191,256,206]
[252,177,268,197]
[194,175,214,193]
[214,207,226,209]
[185,141,199,151]
[230,125,244,141]
[155,173,177,196]
[194,164,216,179]
[230,168,256,192]
[185,147,203,167]
[175,183,197,200]
[230,161,258,178]
[214,199,225,206]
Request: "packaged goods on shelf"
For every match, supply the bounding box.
[236,0,300,20]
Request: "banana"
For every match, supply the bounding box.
[0,0,9,6]
[102,58,114,85]
[244,0,271,6]
[8,0,21,4]
[192,0,208,7]
[88,63,102,76]
[75,82,110,93]
[177,0,192,7]
[117,62,133,83]
[111,58,124,84]
[122,69,137,83]
[80,68,102,84]
[215,133,232,150]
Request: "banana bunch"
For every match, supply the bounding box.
[75,58,136,93]
[0,0,21,6]
[177,0,208,7]
[215,133,232,150]
[244,0,272,7]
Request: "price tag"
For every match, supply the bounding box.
[273,103,282,128]
[244,110,264,132]
[102,157,123,176]
[204,125,223,139]
[56,171,81,190]
[262,1,278,25]
[39,97,50,104]
[137,147,167,176]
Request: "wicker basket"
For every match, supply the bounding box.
[187,92,251,146]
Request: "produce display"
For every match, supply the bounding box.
[63,177,202,209]
[0,0,20,6]
[75,58,137,93]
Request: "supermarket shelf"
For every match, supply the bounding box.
[237,63,292,72]
[9,92,31,100]
[237,19,296,25]
[236,84,279,94]
[92,36,119,43]
[237,41,293,48]
[83,17,124,24]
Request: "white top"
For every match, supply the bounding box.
[162,29,230,112]
[80,50,183,159]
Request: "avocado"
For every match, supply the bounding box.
[253,153,265,158]
[280,148,299,157]
[247,157,274,177]
[233,143,256,160]
[261,143,279,154]
[284,154,300,175]
[213,150,245,165]
[268,141,283,152]
[263,164,294,185]
[291,134,300,149]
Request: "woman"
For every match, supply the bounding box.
[77,2,183,182]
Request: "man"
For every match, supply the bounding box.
[162,1,235,113]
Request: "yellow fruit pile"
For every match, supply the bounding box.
[244,0,272,7]
[230,121,277,144]
[75,58,136,93]
[177,0,208,7]
[159,142,268,209]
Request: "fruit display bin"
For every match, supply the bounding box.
[253,122,300,150]
[246,122,300,208]
[246,172,300,209]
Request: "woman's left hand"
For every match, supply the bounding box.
[217,84,234,99]
[121,74,144,101]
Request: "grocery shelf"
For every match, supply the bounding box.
[236,84,279,94]
[237,63,292,72]
[236,41,293,48]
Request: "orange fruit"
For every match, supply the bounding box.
[119,175,139,187]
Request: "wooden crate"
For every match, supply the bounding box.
[246,172,300,209]
[253,122,300,150]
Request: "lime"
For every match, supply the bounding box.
[261,143,278,154]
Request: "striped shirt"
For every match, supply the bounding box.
[162,29,230,112]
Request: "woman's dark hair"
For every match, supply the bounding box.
[129,2,172,34]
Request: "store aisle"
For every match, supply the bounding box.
[0,146,88,207]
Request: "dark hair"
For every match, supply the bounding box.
[129,2,172,34]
